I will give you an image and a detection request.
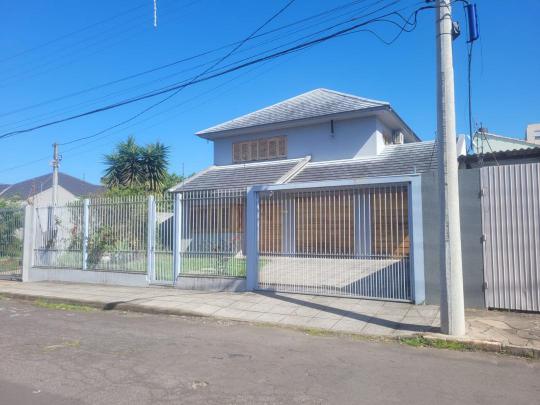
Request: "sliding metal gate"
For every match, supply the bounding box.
[481,163,540,312]
[0,206,25,280]
[257,184,412,301]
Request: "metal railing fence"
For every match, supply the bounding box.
[86,196,148,272]
[34,202,84,269]
[33,196,149,273]
[257,184,412,301]
[153,195,175,282]
[178,189,246,277]
[0,206,25,278]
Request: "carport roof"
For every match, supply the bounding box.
[289,141,436,183]
[170,158,308,192]
[170,141,436,192]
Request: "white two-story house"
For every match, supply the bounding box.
[171,89,434,303]
[173,88,434,190]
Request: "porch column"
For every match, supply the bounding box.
[409,177,425,304]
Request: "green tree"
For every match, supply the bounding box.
[102,136,172,193]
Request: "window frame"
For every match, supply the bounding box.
[232,136,287,163]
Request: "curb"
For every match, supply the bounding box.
[419,334,540,359]
[0,291,208,319]
[2,291,539,359]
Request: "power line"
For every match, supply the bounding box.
[0,1,429,176]
[0,40,296,175]
[0,1,147,64]
[1,1,418,139]
[58,0,298,147]
[0,0,383,121]
[0,1,203,87]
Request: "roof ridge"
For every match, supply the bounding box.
[196,90,321,135]
[196,88,391,136]
[317,88,388,106]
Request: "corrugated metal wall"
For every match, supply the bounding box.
[481,163,540,312]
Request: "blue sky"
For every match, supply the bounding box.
[0,0,538,185]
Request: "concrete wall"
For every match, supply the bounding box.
[27,267,148,287]
[421,168,485,308]
[176,275,246,292]
[213,116,385,165]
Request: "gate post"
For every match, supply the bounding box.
[82,199,90,270]
[172,193,183,283]
[409,177,425,304]
[146,195,156,283]
[22,204,35,282]
[245,187,259,291]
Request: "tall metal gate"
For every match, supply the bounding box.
[0,206,25,280]
[257,184,412,301]
[480,163,540,312]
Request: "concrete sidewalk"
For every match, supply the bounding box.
[0,281,539,355]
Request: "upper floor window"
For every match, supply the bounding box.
[233,136,287,163]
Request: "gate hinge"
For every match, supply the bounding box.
[482,281,488,291]
[480,234,486,243]
[478,188,485,198]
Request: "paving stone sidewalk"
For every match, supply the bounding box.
[0,281,538,353]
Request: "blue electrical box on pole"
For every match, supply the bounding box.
[465,3,479,42]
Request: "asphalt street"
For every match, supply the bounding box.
[0,297,538,404]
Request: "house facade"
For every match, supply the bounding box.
[170,89,435,304]
[0,172,102,206]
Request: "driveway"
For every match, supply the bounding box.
[0,297,538,404]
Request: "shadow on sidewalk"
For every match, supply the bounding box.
[260,292,438,333]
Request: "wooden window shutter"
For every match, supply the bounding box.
[268,138,277,158]
[233,143,241,162]
[258,139,268,159]
[277,136,286,157]
[250,141,258,161]
[241,142,249,161]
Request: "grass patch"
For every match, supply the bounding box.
[400,336,472,351]
[34,299,96,312]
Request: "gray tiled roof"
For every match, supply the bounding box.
[197,88,388,136]
[289,141,437,183]
[0,172,103,199]
[172,159,305,191]
[171,142,436,192]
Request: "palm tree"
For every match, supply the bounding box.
[140,142,169,192]
[102,136,170,192]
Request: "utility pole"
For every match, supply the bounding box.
[52,143,60,207]
[435,0,466,336]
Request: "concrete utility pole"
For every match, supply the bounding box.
[435,0,466,336]
[52,143,60,207]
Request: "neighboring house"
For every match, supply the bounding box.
[170,88,437,304]
[472,131,538,154]
[525,123,540,145]
[0,172,102,206]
